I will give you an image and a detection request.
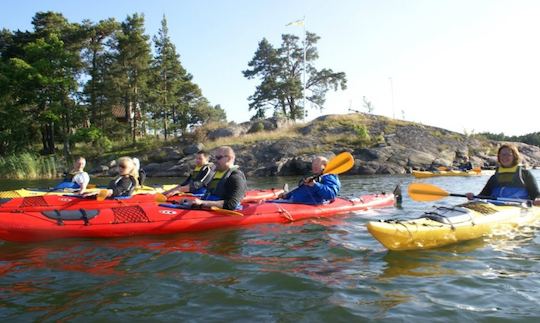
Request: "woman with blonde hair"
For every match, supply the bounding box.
[466,144,540,205]
[83,157,137,199]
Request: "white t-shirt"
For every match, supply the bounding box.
[72,172,90,188]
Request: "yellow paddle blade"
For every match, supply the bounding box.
[437,166,449,171]
[155,193,168,203]
[209,206,244,216]
[96,189,109,201]
[323,152,355,175]
[408,183,450,202]
[472,167,482,173]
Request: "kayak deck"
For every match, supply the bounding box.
[367,201,540,251]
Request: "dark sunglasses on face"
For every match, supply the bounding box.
[215,155,227,160]
[118,165,127,169]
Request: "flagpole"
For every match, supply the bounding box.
[302,16,307,120]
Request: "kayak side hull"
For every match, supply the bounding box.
[0,193,395,242]
[367,202,540,251]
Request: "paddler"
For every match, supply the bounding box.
[466,144,540,206]
[164,150,215,197]
[277,156,341,204]
[83,157,138,199]
[53,156,90,194]
[184,146,247,210]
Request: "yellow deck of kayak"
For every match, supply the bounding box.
[411,170,481,178]
[367,201,540,251]
[0,185,163,199]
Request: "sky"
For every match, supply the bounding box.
[2,0,539,136]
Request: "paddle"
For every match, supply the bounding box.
[154,193,168,203]
[283,151,355,197]
[408,183,530,204]
[96,189,110,201]
[208,206,243,216]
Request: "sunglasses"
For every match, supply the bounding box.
[214,155,228,160]
[118,165,127,169]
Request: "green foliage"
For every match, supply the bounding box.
[0,153,58,179]
[243,32,347,121]
[0,11,218,158]
[478,131,540,147]
[71,127,112,153]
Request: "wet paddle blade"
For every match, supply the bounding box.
[323,152,355,175]
[408,183,450,202]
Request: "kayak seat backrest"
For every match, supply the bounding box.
[42,209,99,221]
[112,205,150,223]
[0,198,11,205]
[21,196,49,208]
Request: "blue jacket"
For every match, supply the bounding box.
[285,174,341,205]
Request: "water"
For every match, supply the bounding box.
[1,172,539,321]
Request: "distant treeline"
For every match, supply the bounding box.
[478,132,540,147]
[0,12,226,156]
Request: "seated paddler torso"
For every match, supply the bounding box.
[279,156,341,205]
[83,157,138,199]
[466,144,540,205]
[54,156,90,194]
[187,146,247,210]
[164,150,215,197]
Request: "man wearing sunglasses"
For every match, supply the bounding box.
[188,146,247,210]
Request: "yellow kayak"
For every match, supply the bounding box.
[0,185,163,199]
[367,201,540,251]
[412,169,481,178]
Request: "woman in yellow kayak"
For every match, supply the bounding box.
[466,144,540,205]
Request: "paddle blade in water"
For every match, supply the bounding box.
[408,183,450,202]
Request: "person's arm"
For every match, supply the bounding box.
[523,170,540,200]
[478,175,496,197]
[180,174,193,187]
[221,171,247,210]
[312,174,340,200]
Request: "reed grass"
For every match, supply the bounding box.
[0,153,59,179]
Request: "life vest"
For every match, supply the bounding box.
[109,175,137,197]
[189,163,215,195]
[491,165,529,199]
[205,167,234,200]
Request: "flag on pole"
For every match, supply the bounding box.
[286,19,304,27]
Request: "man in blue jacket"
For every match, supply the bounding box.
[279,156,341,204]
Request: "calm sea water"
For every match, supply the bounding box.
[1,171,539,321]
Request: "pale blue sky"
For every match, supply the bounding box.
[2,0,539,135]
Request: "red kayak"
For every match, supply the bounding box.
[0,193,396,242]
[0,188,283,213]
